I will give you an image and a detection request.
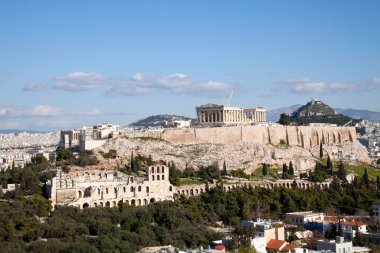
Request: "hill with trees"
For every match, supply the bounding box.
[129,115,194,128]
[289,100,361,126]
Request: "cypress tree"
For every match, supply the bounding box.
[337,161,346,181]
[262,163,268,176]
[288,161,294,175]
[319,143,323,159]
[326,155,333,174]
[362,167,370,188]
[223,160,227,176]
[377,175,380,190]
[130,151,135,172]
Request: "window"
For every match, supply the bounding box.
[98,189,100,195]
[157,175,160,180]
[138,186,141,192]
[152,175,154,181]
[162,175,165,180]
[130,186,134,192]
[157,167,160,173]
[123,187,126,193]
[106,188,108,194]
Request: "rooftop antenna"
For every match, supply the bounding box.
[227,90,234,107]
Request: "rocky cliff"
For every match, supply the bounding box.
[96,133,369,173]
[124,125,356,148]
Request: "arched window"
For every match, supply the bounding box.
[138,186,141,192]
[130,186,134,192]
[98,189,100,195]
[130,177,134,183]
[162,175,164,180]
[78,191,82,198]
[114,188,117,194]
[151,167,154,173]
[152,175,155,181]
[146,186,149,193]
[157,167,160,173]
[162,166,165,172]
[123,187,126,193]
[157,175,160,181]
[138,199,141,206]
[169,186,172,191]
[106,188,108,194]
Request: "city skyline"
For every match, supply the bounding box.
[1,1,379,131]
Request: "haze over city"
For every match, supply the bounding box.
[1,1,380,131]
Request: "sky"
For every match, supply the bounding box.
[1,1,379,131]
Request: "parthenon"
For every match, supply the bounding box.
[196,104,266,126]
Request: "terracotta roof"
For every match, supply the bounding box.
[341,221,367,226]
[324,216,340,223]
[215,245,225,250]
[282,244,298,252]
[267,239,287,250]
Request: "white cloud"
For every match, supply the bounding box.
[286,77,356,94]
[0,105,62,117]
[52,72,103,91]
[108,72,233,98]
[74,108,101,116]
[28,105,62,116]
[130,72,144,81]
[370,78,380,85]
[23,83,49,91]
[0,106,8,116]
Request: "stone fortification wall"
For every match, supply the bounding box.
[125,126,356,148]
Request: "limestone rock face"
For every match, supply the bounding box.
[95,136,370,173]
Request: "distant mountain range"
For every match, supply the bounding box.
[267,104,380,123]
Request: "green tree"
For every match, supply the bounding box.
[288,161,294,175]
[326,155,333,174]
[222,161,228,176]
[376,175,380,190]
[337,161,347,181]
[262,163,268,176]
[361,167,370,188]
[278,113,291,126]
[319,143,323,159]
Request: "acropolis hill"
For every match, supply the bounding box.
[119,125,368,172]
[60,102,370,172]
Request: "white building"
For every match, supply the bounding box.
[286,211,325,226]
[317,236,352,253]
[60,123,120,151]
[341,221,367,240]
[243,219,285,243]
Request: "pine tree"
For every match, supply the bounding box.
[262,163,268,176]
[362,167,370,188]
[288,161,294,175]
[319,143,323,159]
[376,175,380,190]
